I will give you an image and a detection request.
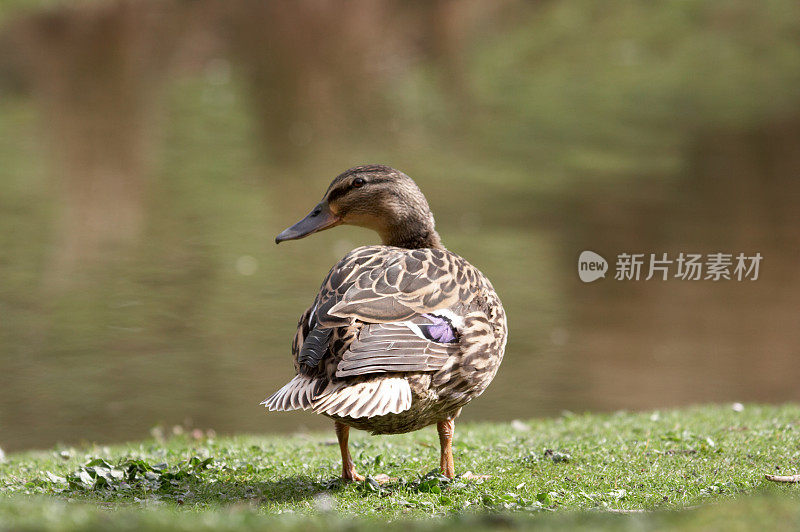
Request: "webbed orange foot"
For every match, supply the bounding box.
[342,469,365,482]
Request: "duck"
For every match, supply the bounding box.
[262,164,507,481]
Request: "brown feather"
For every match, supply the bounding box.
[265,242,507,434]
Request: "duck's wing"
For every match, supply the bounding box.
[266,312,462,415]
[307,311,463,418]
[303,246,472,371]
[334,313,460,378]
[264,246,487,417]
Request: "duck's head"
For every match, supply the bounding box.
[276,165,443,249]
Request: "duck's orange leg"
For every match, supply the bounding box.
[335,421,364,481]
[437,419,455,479]
[437,418,490,480]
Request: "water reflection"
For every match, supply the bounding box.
[0,0,798,451]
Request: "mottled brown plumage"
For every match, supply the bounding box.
[263,165,507,480]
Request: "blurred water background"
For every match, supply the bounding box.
[0,0,799,451]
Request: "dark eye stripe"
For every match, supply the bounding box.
[327,186,349,203]
[326,177,391,202]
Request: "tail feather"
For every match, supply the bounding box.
[311,377,412,418]
[261,374,316,411]
[263,375,413,418]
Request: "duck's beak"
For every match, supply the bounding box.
[275,202,341,244]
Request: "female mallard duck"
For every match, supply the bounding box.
[263,165,507,480]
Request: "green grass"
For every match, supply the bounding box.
[2,404,800,530]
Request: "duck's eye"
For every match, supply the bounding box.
[352,177,366,188]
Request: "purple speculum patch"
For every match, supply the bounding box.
[420,314,458,343]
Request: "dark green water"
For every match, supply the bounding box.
[1,0,799,451]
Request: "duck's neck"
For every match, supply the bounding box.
[379,216,445,250]
[384,229,444,250]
